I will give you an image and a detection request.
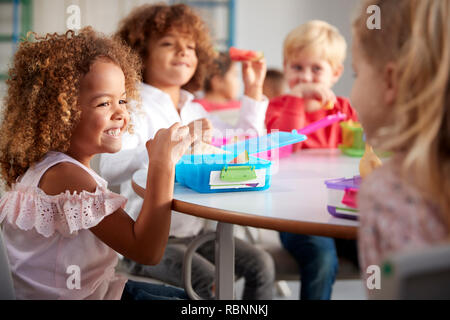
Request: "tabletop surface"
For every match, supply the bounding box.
[133,149,360,232]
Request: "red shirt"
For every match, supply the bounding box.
[265,95,358,151]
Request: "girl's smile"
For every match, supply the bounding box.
[68,59,129,165]
[104,127,123,138]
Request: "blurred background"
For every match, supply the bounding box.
[0,0,359,105]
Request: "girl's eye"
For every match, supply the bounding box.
[119,100,128,105]
[313,66,322,72]
[292,65,303,71]
[97,101,110,107]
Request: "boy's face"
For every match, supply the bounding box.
[72,60,129,158]
[144,31,198,89]
[283,51,341,90]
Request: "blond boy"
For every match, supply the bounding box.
[265,20,358,150]
[267,20,360,300]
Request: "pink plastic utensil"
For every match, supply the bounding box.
[297,112,347,135]
[257,112,348,160]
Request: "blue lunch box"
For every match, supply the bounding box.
[175,131,307,193]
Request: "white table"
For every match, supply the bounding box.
[132,149,360,299]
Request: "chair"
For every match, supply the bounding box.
[370,244,450,299]
[0,228,15,300]
[183,231,217,300]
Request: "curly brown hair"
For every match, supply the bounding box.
[0,27,142,188]
[115,3,216,92]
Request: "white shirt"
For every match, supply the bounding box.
[99,83,268,238]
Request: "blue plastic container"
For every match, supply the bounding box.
[175,131,307,193]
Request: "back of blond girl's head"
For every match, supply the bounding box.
[115,3,216,93]
[0,27,141,188]
[353,0,450,219]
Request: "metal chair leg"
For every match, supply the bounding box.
[182,232,216,300]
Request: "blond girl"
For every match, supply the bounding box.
[351,0,450,279]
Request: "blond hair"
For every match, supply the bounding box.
[353,0,450,223]
[283,20,347,69]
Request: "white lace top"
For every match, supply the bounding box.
[0,152,128,299]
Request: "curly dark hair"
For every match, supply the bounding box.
[115,2,216,92]
[0,27,142,187]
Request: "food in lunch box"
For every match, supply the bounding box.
[185,141,228,155]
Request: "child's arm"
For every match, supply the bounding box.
[242,59,267,102]
[94,123,193,264]
[265,95,308,132]
[40,123,193,265]
[189,60,269,136]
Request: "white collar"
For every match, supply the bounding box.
[140,83,195,111]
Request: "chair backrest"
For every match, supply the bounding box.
[370,244,450,299]
[0,228,15,299]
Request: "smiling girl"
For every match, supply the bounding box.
[0,27,193,300]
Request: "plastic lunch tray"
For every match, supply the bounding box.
[324,176,361,220]
[175,130,307,193]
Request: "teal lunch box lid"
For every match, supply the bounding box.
[220,130,307,157]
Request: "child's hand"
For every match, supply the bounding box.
[242,58,267,101]
[187,118,213,144]
[290,83,336,112]
[146,123,194,166]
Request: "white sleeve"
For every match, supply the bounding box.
[235,95,268,134]
[207,95,268,136]
[99,143,148,186]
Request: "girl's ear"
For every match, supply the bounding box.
[383,62,397,106]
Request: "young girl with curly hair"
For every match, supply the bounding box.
[99,3,275,300]
[0,27,194,300]
[352,0,450,294]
